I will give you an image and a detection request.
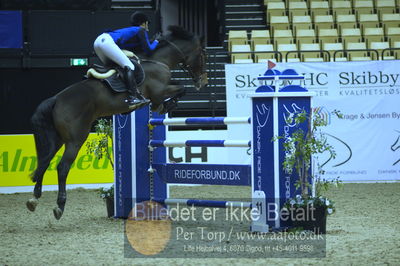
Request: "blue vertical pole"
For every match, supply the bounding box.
[277,94,312,227]
[251,94,275,229]
[113,113,133,218]
[113,106,167,218]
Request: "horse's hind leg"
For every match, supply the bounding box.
[26,142,62,211]
[53,141,84,220]
[27,129,62,212]
[34,138,63,198]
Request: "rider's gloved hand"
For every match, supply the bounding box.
[153,32,162,41]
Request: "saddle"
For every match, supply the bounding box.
[86,59,145,93]
[87,51,185,114]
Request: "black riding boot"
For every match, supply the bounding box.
[123,66,149,105]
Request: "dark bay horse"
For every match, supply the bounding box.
[26,26,208,219]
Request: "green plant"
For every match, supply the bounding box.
[86,118,114,169]
[86,118,114,200]
[276,109,343,215]
[99,185,114,199]
[284,194,335,216]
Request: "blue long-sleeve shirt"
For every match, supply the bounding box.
[107,26,159,55]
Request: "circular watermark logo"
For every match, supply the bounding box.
[125,201,172,255]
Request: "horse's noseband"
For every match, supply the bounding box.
[166,39,206,89]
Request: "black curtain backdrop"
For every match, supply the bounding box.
[0,0,111,10]
[0,10,159,133]
[0,68,87,134]
[27,10,158,55]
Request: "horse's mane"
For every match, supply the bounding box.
[156,26,196,50]
[166,25,195,40]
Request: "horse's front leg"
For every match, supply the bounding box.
[52,114,91,220]
[151,83,186,114]
[53,141,83,220]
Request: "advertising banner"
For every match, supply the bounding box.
[225,61,400,182]
[0,134,113,189]
[0,11,23,48]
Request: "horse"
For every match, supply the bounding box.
[26,25,208,220]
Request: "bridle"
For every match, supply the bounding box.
[164,39,207,90]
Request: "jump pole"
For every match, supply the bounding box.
[113,68,313,232]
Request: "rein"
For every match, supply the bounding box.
[141,59,170,70]
[164,39,203,86]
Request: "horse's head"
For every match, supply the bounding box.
[163,26,208,90]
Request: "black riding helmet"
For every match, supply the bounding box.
[131,11,149,26]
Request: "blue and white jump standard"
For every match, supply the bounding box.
[113,68,314,232]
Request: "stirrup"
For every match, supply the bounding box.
[133,89,149,102]
[125,96,150,105]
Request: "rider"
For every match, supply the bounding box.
[93,11,159,105]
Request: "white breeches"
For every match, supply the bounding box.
[94,33,135,70]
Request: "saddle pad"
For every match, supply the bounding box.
[103,73,126,92]
[92,60,145,93]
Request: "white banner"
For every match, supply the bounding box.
[225,61,400,182]
[166,130,235,164]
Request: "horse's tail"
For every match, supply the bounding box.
[30,96,61,182]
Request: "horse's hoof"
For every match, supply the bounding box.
[153,104,163,114]
[128,101,148,110]
[53,207,63,220]
[26,198,39,212]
